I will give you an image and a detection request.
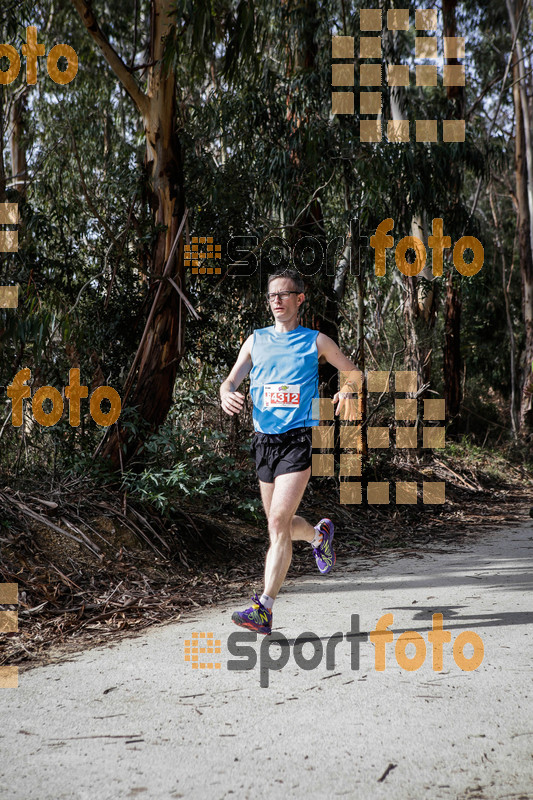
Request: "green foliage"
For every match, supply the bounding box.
[1,0,531,510]
[120,397,263,520]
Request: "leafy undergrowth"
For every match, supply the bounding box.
[0,439,531,673]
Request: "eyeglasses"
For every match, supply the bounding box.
[266,291,300,302]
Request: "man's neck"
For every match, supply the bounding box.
[274,319,300,333]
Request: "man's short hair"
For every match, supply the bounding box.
[267,268,305,294]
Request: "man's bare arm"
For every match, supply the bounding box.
[220,334,253,416]
[316,333,363,420]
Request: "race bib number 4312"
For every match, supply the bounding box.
[264,384,300,408]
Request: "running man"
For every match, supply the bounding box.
[220,268,362,634]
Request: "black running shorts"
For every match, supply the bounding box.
[250,426,313,484]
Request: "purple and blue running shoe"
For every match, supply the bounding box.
[313,518,336,574]
[231,593,272,635]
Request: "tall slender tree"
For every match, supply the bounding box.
[507,0,533,430]
[70,0,187,465]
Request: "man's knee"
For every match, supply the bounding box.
[268,513,292,540]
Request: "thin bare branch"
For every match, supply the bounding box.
[69,0,149,117]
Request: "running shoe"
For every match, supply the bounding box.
[313,518,336,574]
[231,593,272,635]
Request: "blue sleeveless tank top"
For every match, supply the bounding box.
[250,325,319,434]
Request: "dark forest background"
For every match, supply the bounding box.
[1,0,533,527]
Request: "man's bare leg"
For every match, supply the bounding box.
[259,482,315,543]
[261,468,312,599]
[291,514,316,541]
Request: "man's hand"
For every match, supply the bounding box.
[333,392,359,421]
[221,389,245,416]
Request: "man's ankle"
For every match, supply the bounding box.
[259,593,274,610]
[310,527,323,548]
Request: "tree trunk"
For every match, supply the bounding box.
[442,0,464,419]
[0,91,6,202]
[9,93,28,199]
[511,21,533,429]
[489,186,519,438]
[443,271,461,416]
[384,26,435,391]
[283,0,338,394]
[71,0,187,466]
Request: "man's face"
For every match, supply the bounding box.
[267,278,304,322]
